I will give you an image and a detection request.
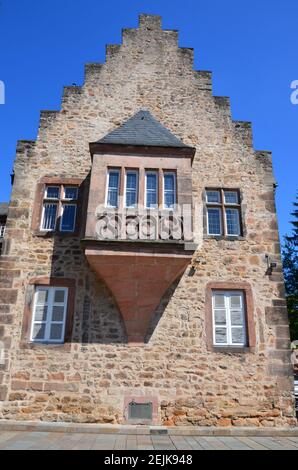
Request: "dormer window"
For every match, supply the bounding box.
[87,109,196,344]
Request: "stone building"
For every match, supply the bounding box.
[0,203,8,254]
[0,14,296,427]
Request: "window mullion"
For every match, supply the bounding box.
[158,169,163,208]
[241,293,246,345]
[221,189,226,237]
[61,288,68,341]
[226,293,232,345]
[58,186,63,231]
[45,288,54,341]
[120,167,125,209]
[212,296,216,345]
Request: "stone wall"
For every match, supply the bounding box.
[0,14,296,426]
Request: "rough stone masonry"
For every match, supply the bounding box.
[0,14,296,427]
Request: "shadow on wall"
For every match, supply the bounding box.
[48,174,181,345]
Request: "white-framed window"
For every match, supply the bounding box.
[0,224,5,238]
[106,169,120,208]
[125,170,138,208]
[207,207,222,236]
[212,290,247,347]
[41,185,78,232]
[30,286,68,343]
[42,203,58,231]
[206,189,241,236]
[163,172,176,209]
[145,171,158,209]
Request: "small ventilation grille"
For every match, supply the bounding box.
[128,401,153,420]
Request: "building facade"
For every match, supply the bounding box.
[0,14,296,427]
[0,203,8,254]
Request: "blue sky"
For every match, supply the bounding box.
[0,0,297,238]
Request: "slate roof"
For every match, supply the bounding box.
[97,110,189,148]
[0,203,8,217]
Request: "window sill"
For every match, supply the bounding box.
[211,346,254,354]
[20,340,71,352]
[32,230,80,238]
[204,235,245,241]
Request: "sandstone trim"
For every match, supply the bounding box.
[20,277,76,349]
[205,281,256,351]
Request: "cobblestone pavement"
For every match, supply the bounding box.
[0,431,298,450]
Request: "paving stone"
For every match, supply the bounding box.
[217,437,252,450]
[237,437,269,450]
[0,430,297,450]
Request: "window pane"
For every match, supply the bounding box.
[147,192,158,208]
[206,190,220,203]
[207,208,221,235]
[215,328,227,344]
[54,290,65,303]
[231,327,245,345]
[224,191,238,204]
[164,174,175,209]
[61,205,76,232]
[146,173,157,190]
[49,323,63,341]
[109,172,119,188]
[64,187,78,199]
[226,208,240,235]
[164,192,175,208]
[46,186,60,199]
[146,173,158,208]
[32,323,46,341]
[36,289,48,304]
[107,189,118,207]
[107,171,119,207]
[230,310,244,326]
[42,204,57,230]
[52,306,65,322]
[164,174,175,191]
[214,310,227,325]
[126,173,137,190]
[34,305,48,322]
[126,191,137,207]
[230,294,242,309]
[126,173,137,207]
[213,294,225,308]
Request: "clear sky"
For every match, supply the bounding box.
[0,0,297,239]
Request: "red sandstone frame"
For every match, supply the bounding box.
[31,177,85,236]
[205,282,256,352]
[20,277,76,350]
